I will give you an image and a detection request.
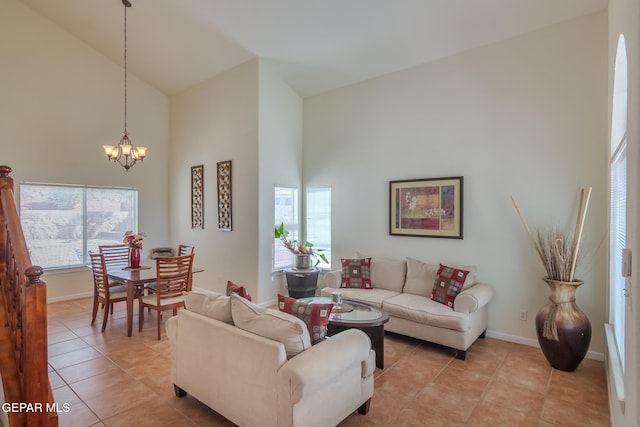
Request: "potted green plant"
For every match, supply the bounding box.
[274,222,329,269]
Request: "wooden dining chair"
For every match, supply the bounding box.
[139,254,194,340]
[90,253,129,332]
[99,244,130,285]
[99,244,130,265]
[178,244,194,255]
[178,245,195,290]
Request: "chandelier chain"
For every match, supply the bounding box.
[124,2,127,131]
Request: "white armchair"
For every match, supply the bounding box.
[167,296,375,427]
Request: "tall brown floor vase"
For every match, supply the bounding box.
[535,278,592,372]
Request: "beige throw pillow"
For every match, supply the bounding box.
[230,294,311,358]
[403,258,440,297]
[184,290,233,324]
[403,258,478,296]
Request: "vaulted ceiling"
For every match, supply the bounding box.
[19,0,608,97]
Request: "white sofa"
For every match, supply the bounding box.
[320,256,494,360]
[166,291,375,427]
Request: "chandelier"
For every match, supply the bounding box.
[102,0,147,171]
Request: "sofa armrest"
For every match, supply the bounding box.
[323,269,342,289]
[454,283,494,314]
[277,329,374,404]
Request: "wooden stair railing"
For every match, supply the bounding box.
[0,166,58,427]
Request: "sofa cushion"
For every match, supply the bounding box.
[320,287,397,308]
[184,290,233,324]
[431,264,470,308]
[226,280,252,301]
[382,293,470,332]
[341,258,372,289]
[230,294,311,358]
[277,294,333,345]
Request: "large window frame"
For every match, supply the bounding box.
[305,186,331,269]
[273,186,299,271]
[19,183,138,270]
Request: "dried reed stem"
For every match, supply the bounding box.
[569,187,592,281]
[510,196,546,268]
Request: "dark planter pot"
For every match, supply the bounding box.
[284,268,319,299]
[535,278,591,372]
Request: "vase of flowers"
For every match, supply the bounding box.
[123,230,145,269]
[511,187,592,372]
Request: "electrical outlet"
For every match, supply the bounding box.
[520,310,528,321]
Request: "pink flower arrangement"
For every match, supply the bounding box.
[123,230,145,249]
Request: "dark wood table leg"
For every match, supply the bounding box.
[126,281,134,337]
[361,325,384,369]
[327,324,385,369]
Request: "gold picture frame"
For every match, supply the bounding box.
[191,165,204,229]
[389,176,463,238]
[217,160,232,231]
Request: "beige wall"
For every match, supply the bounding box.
[258,60,304,303]
[1,0,170,300]
[169,59,260,299]
[303,12,608,356]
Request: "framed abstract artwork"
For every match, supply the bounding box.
[389,176,463,238]
[217,160,232,231]
[191,165,204,229]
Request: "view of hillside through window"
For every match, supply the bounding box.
[20,184,137,269]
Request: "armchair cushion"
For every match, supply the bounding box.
[340,258,372,289]
[230,294,311,358]
[278,294,334,345]
[185,290,232,324]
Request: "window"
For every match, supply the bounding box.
[306,187,331,269]
[273,186,299,270]
[608,34,628,369]
[20,184,138,269]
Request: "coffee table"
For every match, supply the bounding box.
[298,297,390,369]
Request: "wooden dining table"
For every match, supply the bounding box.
[105,259,203,337]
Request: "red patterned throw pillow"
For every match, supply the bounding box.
[431,264,469,308]
[278,294,333,345]
[226,280,252,301]
[340,258,372,289]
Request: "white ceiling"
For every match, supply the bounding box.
[19,0,608,97]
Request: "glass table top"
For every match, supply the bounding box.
[298,297,384,322]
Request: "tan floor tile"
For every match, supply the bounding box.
[412,382,481,423]
[101,399,195,427]
[48,370,66,390]
[49,347,104,370]
[481,377,545,415]
[56,401,100,427]
[81,381,156,420]
[48,329,80,345]
[541,395,611,427]
[49,337,91,357]
[467,399,539,427]
[56,356,122,385]
[433,365,493,398]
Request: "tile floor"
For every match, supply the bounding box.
[47,297,610,426]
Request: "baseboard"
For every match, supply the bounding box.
[47,291,93,304]
[486,329,604,361]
